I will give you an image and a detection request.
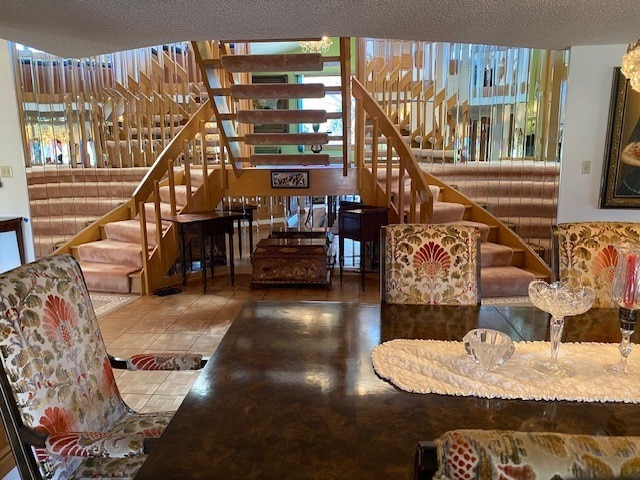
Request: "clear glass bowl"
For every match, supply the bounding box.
[463,328,515,371]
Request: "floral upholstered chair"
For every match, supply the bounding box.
[381,224,481,305]
[553,222,640,308]
[414,429,640,479]
[0,254,205,480]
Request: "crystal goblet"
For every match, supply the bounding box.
[607,243,640,375]
[528,280,595,377]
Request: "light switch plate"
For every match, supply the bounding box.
[0,166,13,178]
[581,161,591,174]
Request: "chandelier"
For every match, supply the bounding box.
[299,37,333,54]
[621,39,640,92]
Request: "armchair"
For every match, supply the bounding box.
[0,254,205,480]
[381,224,481,305]
[416,429,640,479]
[553,222,640,307]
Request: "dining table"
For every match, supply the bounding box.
[134,301,640,479]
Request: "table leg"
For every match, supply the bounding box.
[15,220,26,265]
[360,241,366,291]
[236,218,243,258]
[228,228,235,287]
[339,235,344,284]
[210,232,215,281]
[247,210,254,254]
[199,227,207,293]
[179,228,187,286]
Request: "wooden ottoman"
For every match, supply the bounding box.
[251,238,330,289]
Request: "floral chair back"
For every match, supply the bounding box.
[553,222,640,308]
[381,224,481,305]
[0,254,138,479]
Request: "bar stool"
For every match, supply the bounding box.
[223,200,258,257]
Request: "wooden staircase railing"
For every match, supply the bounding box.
[352,76,551,279]
[352,76,433,223]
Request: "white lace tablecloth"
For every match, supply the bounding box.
[371,339,640,403]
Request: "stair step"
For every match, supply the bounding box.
[427,202,466,223]
[244,133,328,146]
[78,239,144,269]
[104,220,165,246]
[485,198,557,218]
[439,220,492,242]
[249,154,331,166]
[480,242,514,267]
[219,53,323,72]
[28,182,138,200]
[30,197,123,217]
[158,185,194,207]
[237,109,327,124]
[481,266,536,297]
[31,216,98,235]
[231,83,325,99]
[79,260,138,293]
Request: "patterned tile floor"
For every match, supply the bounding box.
[101,270,381,414]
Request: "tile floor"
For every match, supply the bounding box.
[102,270,381,414]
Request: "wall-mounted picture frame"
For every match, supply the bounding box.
[601,67,640,208]
[270,170,309,189]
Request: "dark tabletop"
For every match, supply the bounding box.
[135,302,638,480]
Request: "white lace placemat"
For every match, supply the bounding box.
[371,339,640,403]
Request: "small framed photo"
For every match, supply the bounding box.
[270,170,309,189]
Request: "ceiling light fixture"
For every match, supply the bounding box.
[621,39,640,92]
[299,37,333,54]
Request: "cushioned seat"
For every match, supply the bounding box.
[553,222,640,307]
[0,254,204,479]
[415,429,640,480]
[381,224,481,305]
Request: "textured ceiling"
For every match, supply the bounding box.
[0,0,638,57]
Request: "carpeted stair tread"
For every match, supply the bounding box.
[141,201,176,220]
[159,185,196,206]
[421,162,560,180]
[485,198,557,218]
[104,220,165,246]
[30,197,124,217]
[426,201,466,223]
[481,266,536,297]
[33,235,69,258]
[439,220,492,242]
[78,239,144,269]
[79,261,138,293]
[480,242,514,267]
[31,216,99,235]
[26,166,149,184]
[28,182,139,200]
[441,180,558,199]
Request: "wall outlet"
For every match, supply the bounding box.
[0,166,13,178]
[581,161,591,174]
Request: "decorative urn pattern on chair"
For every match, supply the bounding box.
[0,254,203,480]
[554,222,640,308]
[381,224,481,305]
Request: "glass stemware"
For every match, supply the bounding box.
[528,280,595,377]
[607,243,640,375]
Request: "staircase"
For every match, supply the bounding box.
[52,39,550,297]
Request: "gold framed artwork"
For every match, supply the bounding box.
[601,67,640,208]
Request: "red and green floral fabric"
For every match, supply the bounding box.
[556,222,640,308]
[0,254,173,479]
[435,429,640,479]
[382,224,480,305]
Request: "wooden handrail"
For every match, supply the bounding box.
[351,76,433,222]
[132,99,214,214]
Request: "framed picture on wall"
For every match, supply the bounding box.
[270,170,309,189]
[601,67,640,208]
